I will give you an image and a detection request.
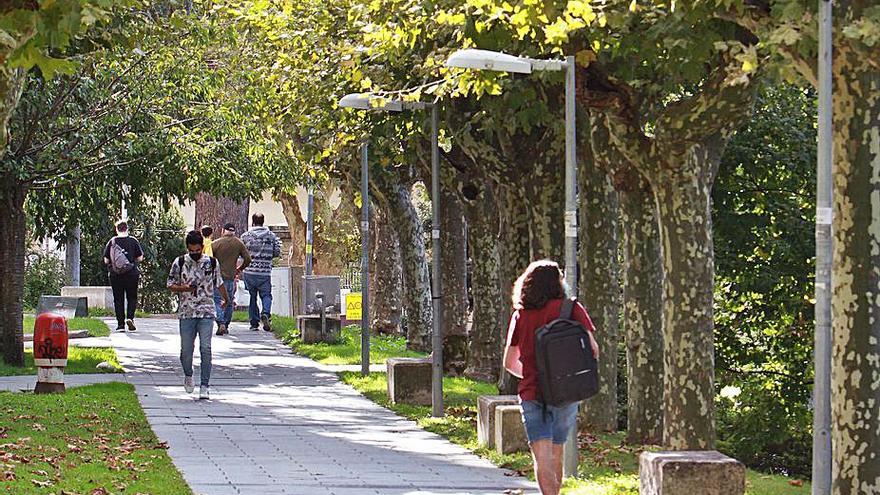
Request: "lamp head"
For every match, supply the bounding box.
[445,49,532,74]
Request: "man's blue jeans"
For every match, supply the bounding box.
[214,278,236,326]
[243,273,272,328]
[180,318,212,386]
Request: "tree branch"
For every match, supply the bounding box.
[654,60,758,151]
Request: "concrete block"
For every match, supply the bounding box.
[640,450,746,495]
[386,357,432,406]
[61,286,113,311]
[298,315,341,344]
[477,395,519,449]
[494,404,528,454]
[37,296,88,318]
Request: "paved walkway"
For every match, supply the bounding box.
[109,318,535,495]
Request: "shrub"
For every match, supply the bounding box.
[24,250,67,310]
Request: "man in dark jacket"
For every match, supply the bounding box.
[103,220,144,331]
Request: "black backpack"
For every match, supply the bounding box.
[535,297,599,406]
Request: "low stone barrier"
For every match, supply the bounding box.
[386,357,432,406]
[298,315,341,343]
[640,450,746,495]
[494,404,529,454]
[61,286,113,311]
[477,395,519,449]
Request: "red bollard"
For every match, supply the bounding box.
[33,313,68,394]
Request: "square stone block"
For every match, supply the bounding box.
[494,404,528,454]
[477,395,519,449]
[61,286,113,311]
[640,450,746,495]
[298,315,341,344]
[386,357,432,406]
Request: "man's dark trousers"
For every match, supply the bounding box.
[110,271,139,328]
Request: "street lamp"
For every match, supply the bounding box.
[446,48,580,477]
[339,93,445,418]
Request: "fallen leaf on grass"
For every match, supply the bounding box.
[32,423,46,432]
[91,488,110,495]
[790,480,804,487]
[31,478,53,487]
[1,470,14,481]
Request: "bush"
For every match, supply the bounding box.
[23,250,67,310]
[716,379,812,477]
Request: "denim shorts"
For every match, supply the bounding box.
[520,400,579,445]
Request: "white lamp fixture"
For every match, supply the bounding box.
[339,92,430,112]
[445,48,566,74]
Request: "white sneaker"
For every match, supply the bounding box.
[183,376,194,393]
[199,386,210,400]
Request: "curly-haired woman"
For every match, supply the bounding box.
[503,260,599,495]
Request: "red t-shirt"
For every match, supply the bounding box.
[506,298,596,402]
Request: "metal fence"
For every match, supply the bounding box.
[341,262,362,291]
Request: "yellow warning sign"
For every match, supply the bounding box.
[346,293,362,320]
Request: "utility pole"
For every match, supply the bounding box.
[812,1,833,493]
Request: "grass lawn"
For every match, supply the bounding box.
[0,347,123,377]
[288,326,426,365]
[0,382,192,494]
[233,311,424,364]
[24,316,111,337]
[339,372,812,495]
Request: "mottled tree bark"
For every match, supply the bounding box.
[584,64,756,449]
[619,177,664,444]
[385,182,432,352]
[278,190,307,266]
[652,136,725,450]
[497,184,530,394]
[440,189,469,375]
[525,165,565,261]
[577,150,621,433]
[194,192,249,240]
[0,179,26,366]
[591,119,664,443]
[829,44,880,495]
[65,224,82,286]
[463,180,505,383]
[370,202,402,335]
[0,67,27,160]
[278,186,357,276]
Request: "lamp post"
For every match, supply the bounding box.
[446,48,580,477]
[812,1,833,493]
[339,94,445,418]
[305,185,314,276]
[121,184,131,221]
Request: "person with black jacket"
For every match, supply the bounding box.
[103,220,144,332]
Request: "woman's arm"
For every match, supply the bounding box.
[502,312,523,378]
[503,344,523,379]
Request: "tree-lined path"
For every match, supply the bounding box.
[110,319,534,495]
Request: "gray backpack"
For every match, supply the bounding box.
[109,239,134,274]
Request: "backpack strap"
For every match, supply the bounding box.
[560,296,577,320]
